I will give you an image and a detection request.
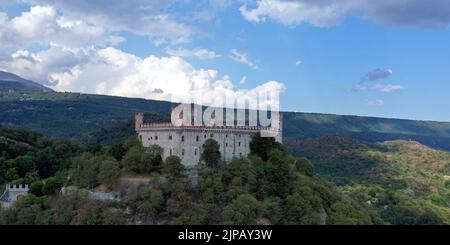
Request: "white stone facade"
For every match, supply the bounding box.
[0,184,29,208]
[135,111,282,166]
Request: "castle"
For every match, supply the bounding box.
[135,104,282,166]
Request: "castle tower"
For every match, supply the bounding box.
[135,112,144,130]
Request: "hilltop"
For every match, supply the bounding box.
[0,71,52,92]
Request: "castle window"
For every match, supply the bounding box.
[194,148,198,156]
[150,136,153,140]
[196,136,199,142]
[225,143,228,147]
[169,135,172,140]
[226,134,228,138]
[182,135,185,142]
[169,149,173,156]
[139,135,142,141]
[238,142,241,147]
[155,135,158,140]
[182,149,185,156]
[204,134,207,138]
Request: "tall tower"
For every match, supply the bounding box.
[135,112,144,130]
[277,113,283,143]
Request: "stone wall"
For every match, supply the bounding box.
[138,128,253,166]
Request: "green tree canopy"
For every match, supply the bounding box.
[164,156,184,177]
[222,194,261,225]
[201,139,221,168]
[250,133,284,162]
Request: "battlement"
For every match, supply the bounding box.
[6,184,29,191]
[137,122,271,132]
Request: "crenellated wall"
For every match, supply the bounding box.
[0,184,29,208]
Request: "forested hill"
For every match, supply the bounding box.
[2,88,450,151]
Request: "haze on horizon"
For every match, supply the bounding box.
[1,0,449,121]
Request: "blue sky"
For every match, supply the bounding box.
[1,0,450,121]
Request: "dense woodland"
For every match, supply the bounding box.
[0,127,372,225]
[1,126,448,225]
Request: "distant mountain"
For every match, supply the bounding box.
[0,71,52,92]
[2,88,450,151]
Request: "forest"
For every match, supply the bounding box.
[1,126,448,224]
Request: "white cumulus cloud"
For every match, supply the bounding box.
[230,49,259,70]
[240,0,450,29]
[165,47,221,60]
[1,46,285,108]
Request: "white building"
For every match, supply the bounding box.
[0,184,29,208]
[135,107,282,166]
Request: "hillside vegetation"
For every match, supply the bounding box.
[0,127,375,225]
[286,136,450,224]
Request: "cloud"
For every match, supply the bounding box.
[152,37,167,47]
[165,47,221,60]
[1,46,285,108]
[20,0,200,44]
[240,0,450,29]
[352,68,400,92]
[152,88,164,94]
[0,45,91,84]
[367,99,384,106]
[0,5,119,49]
[230,49,259,69]
[240,76,247,84]
[240,0,350,27]
[295,60,302,65]
[372,84,404,93]
[361,68,393,82]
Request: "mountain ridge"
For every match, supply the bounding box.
[0,71,53,92]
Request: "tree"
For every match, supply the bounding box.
[261,197,283,224]
[327,201,373,225]
[294,157,314,177]
[222,194,260,225]
[121,146,142,173]
[201,139,221,168]
[98,159,121,190]
[42,177,62,196]
[29,181,44,197]
[250,133,284,162]
[136,188,164,221]
[164,156,184,177]
[25,170,40,184]
[109,144,126,161]
[121,145,163,174]
[145,145,164,170]
[263,149,293,198]
[5,168,19,181]
[123,136,141,151]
